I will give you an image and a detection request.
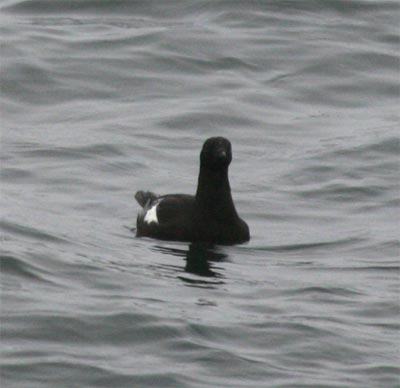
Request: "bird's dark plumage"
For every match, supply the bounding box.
[135,137,250,245]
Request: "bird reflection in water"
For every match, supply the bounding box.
[152,243,227,285]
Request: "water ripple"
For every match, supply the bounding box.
[0,220,69,244]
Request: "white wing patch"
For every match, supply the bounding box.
[144,202,159,224]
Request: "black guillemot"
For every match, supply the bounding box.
[135,137,249,245]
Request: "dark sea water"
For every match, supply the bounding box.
[1,1,399,387]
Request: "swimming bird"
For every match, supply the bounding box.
[135,137,250,244]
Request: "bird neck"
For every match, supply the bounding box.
[195,165,238,219]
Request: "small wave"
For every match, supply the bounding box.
[159,110,261,131]
[0,167,34,182]
[1,62,60,105]
[352,265,400,272]
[0,220,68,244]
[296,182,386,202]
[283,286,363,298]
[287,133,399,182]
[2,0,140,14]
[284,132,399,205]
[0,254,52,283]
[5,311,178,345]
[264,0,400,14]
[326,136,400,161]
[20,143,125,160]
[254,237,364,253]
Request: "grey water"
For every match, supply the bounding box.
[1,1,399,387]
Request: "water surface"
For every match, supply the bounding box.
[1,1,399,387]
